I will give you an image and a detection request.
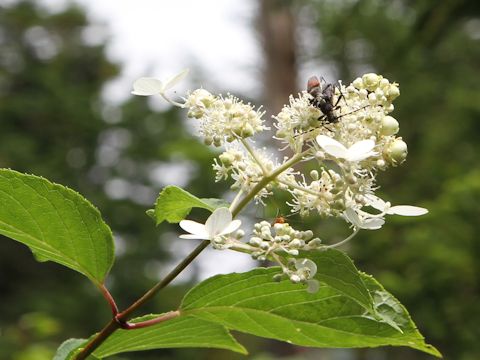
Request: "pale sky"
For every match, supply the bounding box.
[41,0,261,103]
[37,0,260,279]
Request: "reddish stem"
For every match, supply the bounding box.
[116,311,180,329]
[99,284,119,316]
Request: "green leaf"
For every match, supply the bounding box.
[153,185,229,224]
[53,339,95,360]
[303,249,374,313]
[0,169,114,285]
[180,267,441,357]
[92,314,246,357]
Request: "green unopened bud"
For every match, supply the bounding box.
[386,139,408,165]
[332,199,345,210]
[315,151,325,160]
[273,273,284,282]
[310,170,319,180]
[219,152,235,165]
[241,123,255,137]
[345,174,357,185]
[204,136,213,146]
[213,135,222,147]
[276,129,287,138]
[235,229,245,239]
[249,237,263,246]
[302,230,314,240]
[380,116,399,136]
[387,84,400,100]
[308,238,323,248]
[352,77,364,89]
[362,73,381,91]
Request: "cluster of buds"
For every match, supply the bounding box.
[249,221,322,260]
[184,89,268,147]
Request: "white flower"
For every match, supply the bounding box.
[294,258,319,293]
[132,69,189,96]
[316,135,376,162]
[179,207,241,240]
[364,194,428,216]
[344,208,385,230]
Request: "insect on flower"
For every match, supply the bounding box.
[307,76,342,124]
[307,76,369,125]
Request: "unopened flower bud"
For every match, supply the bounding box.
[235,229,245,239]
[249,236,263,246]
[352,77,363,89]
[363,73,381,91]
[310,170,319,180]
[308,238,323,248]
[315,151,325,160]
[273,274,284,282]
[260,241,270,250]
[276,129,287,138]
[289,239,303,248]
[240,123,255,138]
[204,136,213,145]
[219,152,235,165]
[332,199,345,210]
[386,139,408,165]
[380,116,399,136]
[290,274,301,283]
[387,84,400,100]
[345,174,357,185]
[302,230,314,240]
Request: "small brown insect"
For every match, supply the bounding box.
[273,216,286,224]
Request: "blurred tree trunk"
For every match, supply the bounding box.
[257,0,298,115]
[255,1,299,356]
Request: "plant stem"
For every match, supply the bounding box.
[75,150,309,359]
[240,138,268,175]
[324,228,360,249]
[75,240,210,359]
[99,284,119,316]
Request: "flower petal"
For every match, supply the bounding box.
[316,135,348,159]
[163,69,189,91]
[361,218,385,230]
[132,77,164,96]
[346,139,376,161]
[295,258,317,277]
[364,194,387,211]
[344,208,384,230]
[387,205,428,216]
[344,208,362,228]
[179,234,210,240]
[218,219,242,236]
[179,220,208,237]
[205,207,233,237]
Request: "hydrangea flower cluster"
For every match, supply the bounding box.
[132,70,428,292]
[185,89,268,147]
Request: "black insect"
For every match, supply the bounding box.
[307,76,344,123]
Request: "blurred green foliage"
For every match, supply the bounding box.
[297,1,480,359]
[0,1,220,359]
[0,0,479,359]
